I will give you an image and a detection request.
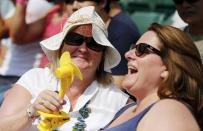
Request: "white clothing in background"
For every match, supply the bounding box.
[26,0,53,24]
[171,10,187,28]
[0,39,41,76]
[0,0,15,19]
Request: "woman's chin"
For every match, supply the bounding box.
[73,60,88,69]
[122,81,132,90]
[122,76,136,86]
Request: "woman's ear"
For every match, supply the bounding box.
[161,70,169,80]
[160,65,168,80]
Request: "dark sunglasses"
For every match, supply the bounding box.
[173,0,199,5]
[130,43,161,57]
[63,32,105,52]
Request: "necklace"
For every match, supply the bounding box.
[72,100,91,131]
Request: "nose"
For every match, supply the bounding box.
[72,1,80,12]
[78,42,88,52]
[125,49,135,61]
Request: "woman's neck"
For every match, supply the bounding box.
[134,92,159,113]
[109,2,122,17]
[96,9,111,28]
[68,78,93,97]
[65,75,95,110]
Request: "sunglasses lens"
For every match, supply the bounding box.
[86,38,105,52]
[130,44,142,56]
[136,44,148,56]
[64,33,84,45]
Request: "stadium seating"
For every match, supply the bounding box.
[130,11,165,34]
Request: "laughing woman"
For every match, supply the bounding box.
[101,23,203,131]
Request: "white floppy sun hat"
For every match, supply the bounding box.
[40,6,121,73]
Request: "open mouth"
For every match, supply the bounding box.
[129,67,138,74]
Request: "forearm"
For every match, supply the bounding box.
[9,2,27,44]
[0,85,35,131]
[9,0,45,44]
[0,107,33,131]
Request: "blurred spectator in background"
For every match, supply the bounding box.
[0,0,15,66]
[174,0,203,62]
[0,0,15,40]
[72,0,140,89]
[0,0,16,106]
[171,10,187,28]
[0,0,53,106]
[108,0,122,17]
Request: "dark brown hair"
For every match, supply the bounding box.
[149,23,203,128]
[90,0,111,13]
[96,48,113,86]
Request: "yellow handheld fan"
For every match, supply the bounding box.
[37,51,83,131]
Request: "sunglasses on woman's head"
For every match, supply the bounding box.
[130,43,161,57]
[63,32,105,52]
[173,0,199,5]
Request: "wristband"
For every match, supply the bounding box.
[16,0,28,6]
[26,104,39,121]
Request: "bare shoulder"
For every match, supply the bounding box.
[137,99,200,131]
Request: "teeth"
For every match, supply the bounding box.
[131,69,137,74]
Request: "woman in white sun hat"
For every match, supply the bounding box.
[0,6,129,131]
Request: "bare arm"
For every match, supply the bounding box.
[9,3,46,45]
[0,83,66,130]
[0,84,33,131]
